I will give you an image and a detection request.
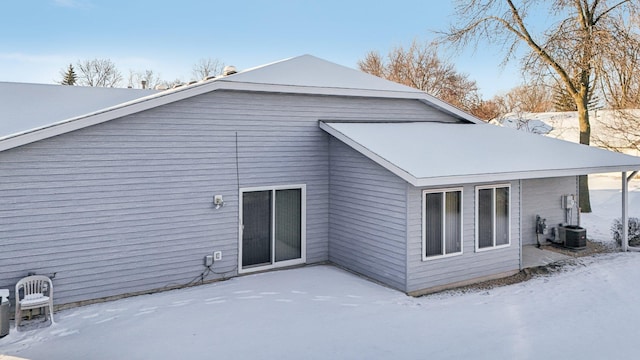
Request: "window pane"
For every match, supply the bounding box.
[445,191,461,254]
[495,187,510,246]
[242,191,272,267]
[275,189,302,262]
[478,188,493,248]
[425,193,443,257]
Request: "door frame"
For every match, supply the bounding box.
[238,184,307,274]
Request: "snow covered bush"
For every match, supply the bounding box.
[611,217,640,247]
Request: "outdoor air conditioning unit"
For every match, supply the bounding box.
[559,225,587,249]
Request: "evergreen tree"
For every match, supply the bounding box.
[59,64,77,85]
[554,81,600,112]
[553,85,577,112]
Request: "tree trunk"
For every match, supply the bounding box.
[577,105,592,213]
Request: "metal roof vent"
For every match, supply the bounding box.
[223,65,237,76]
[155,84,169,90]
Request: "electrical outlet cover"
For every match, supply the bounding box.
[213,251,222,261]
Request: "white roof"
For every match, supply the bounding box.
[320,121,640,186]
[226,55,423,93]
[0,55,480,152]
[0,82,156,141]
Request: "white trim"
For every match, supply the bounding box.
[623,172,628,252]
[422,187,464,261]
[411,166,640,187]
[238,184,307,274]
[475,183,512,252]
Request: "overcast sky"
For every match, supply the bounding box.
[1,0,527,98]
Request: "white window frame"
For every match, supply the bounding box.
[422,187,464,261]
[475,183,511,252]
[238,184,307,274]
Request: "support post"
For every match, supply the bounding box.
[623,171,639,252]
[622,172,628,252]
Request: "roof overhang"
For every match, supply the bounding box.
[320,121,640,187]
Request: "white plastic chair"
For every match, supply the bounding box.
[15,275,55,329]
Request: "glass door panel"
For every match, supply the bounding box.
[275,189,302,262]
[242,190,272,267]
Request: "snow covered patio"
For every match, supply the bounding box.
[1,254,639,360]
[522,245,573,268]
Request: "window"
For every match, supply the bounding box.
[476,184,510,251]
[422,188,463,260]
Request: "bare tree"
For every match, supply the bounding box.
[192,58,224,80]
[593,17,640,153]
[358,40,487,118]
[127,69,163,89]
[592,110,640,154]
[600,19,640,109]
[76,58,123,87]
[470,99,502,121]
[495,83,553,114]
[358,51,385,77]
[445,0,639,212]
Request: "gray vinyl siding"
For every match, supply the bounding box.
[521,177,579,245]
[406,181,521,293]
[0,91,450,305]
[328,138,407,290]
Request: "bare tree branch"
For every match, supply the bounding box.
[192,58,224,80]
[76,58,122,87]
[444,0,639,212]
[358,40,488,118]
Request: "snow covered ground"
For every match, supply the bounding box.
[1,175,639,360]
[493,110,640,157]
[581,173,640,244]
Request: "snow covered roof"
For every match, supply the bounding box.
[321,121,640,186]
[0,82,156,142]
[0,55,480,152]
[226,55,423,93]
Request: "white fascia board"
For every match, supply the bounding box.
[415,97,483,124]
[218,80,428,99]
[413,166,640,187]
[319,121,419,185]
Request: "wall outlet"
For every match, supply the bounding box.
[213,251,222,261]
[204,255,213,267]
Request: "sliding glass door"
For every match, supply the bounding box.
[240,185,305,272]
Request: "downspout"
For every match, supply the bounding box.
[622,171,639,252]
